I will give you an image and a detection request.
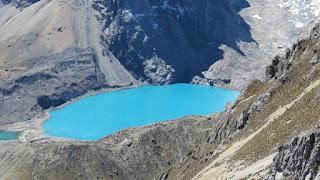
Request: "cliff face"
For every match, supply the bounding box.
[92,0,253,84]
[0,0,40,8]
[0,0,137,124]
[268,131,320,180]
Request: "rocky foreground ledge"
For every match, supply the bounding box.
[0,116,216,179]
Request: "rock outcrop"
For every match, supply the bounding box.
[0,0,137,124]
[268,130,320,180]
[0,0,40,8]
[0,48,106,124]
[92,0,253,84]
[199,0,319,89]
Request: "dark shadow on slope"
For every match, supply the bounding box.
[1,0,40,8]
[93,0,254,83]
[229,0,251,12]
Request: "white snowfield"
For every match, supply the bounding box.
[279,0,320,17]
[278,0,320,28]
[201,0,319,90]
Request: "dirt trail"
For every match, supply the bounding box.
[194,79,320,179]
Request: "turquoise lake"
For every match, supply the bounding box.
[43,84,240,140]
[0,131,20,140]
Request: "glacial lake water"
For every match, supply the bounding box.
[0,131,21,140]
[43,84,240,140]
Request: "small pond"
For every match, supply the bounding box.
[0,131,21,140]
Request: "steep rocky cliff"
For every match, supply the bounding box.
[0,0,40,8]
[0,0,137,124]
[92,0,253,84]
[268,130,320,180]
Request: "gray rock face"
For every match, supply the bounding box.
[268,131,320,180]
[263,23,320,180]
[92,0,253,84]
[0,0,138,124]
[0,0,39,8]
[0,48,105,125]
[207,92,270,143]
[143,55,175,84]
[199,0,319,90]
[310,52,319,65]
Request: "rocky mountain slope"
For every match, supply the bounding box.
[1,21,320,180]
[0,117,215,180]
[91,0,253,84]
[0,0,250,125]
[0,0,318,125]
[0,0,138,124]
[187,23,320,180]
[198,0,320,89]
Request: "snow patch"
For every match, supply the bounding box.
[253,14,262,19]
[278,0,320,17]
[122,10,134,23]
[294,21,304,28]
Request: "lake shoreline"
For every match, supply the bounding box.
[43,84,240,140]
[0,83,239,142]
[0,83,141,142]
